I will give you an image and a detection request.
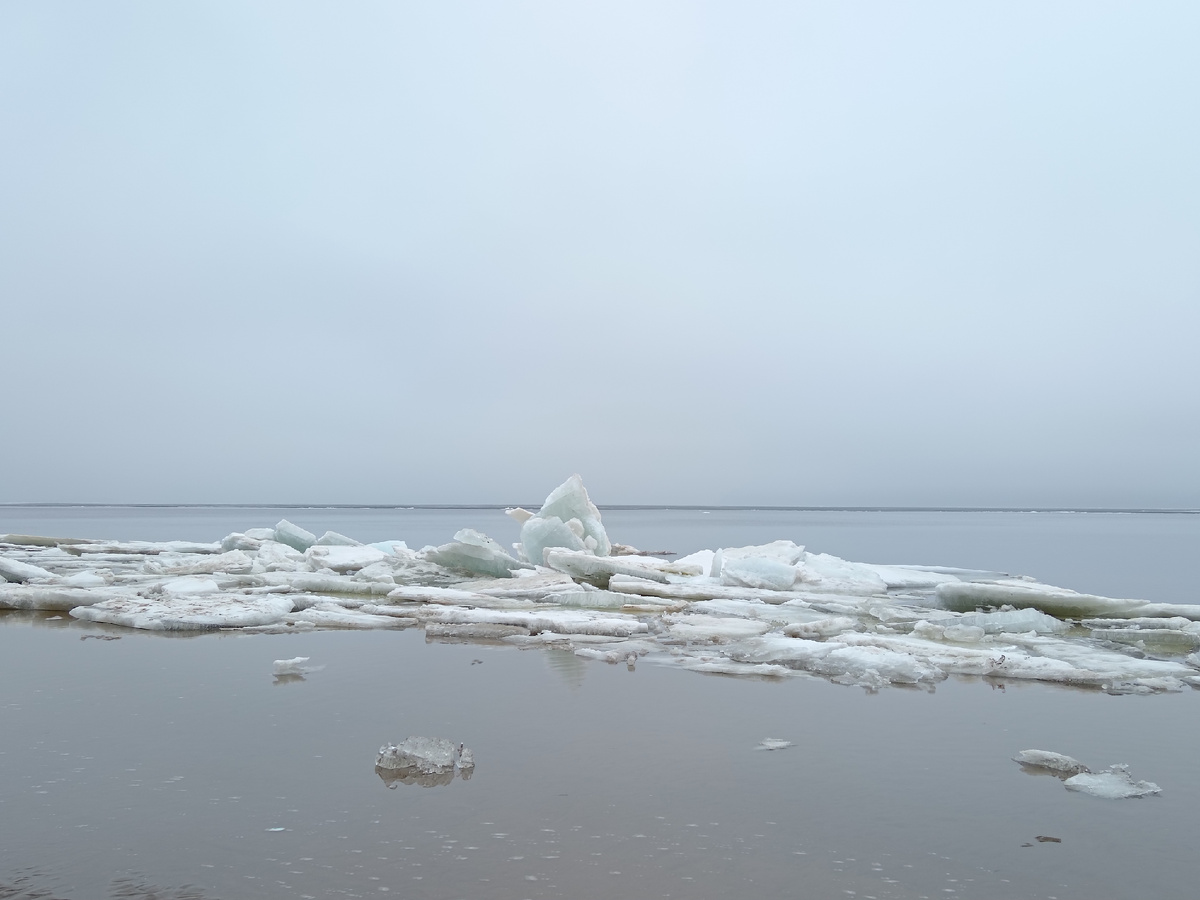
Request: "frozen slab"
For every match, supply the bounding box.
[425,622,531,640]
[0,584,129,610]
[937,581,1200,620]
[945,607,1071,635]
[60,570,111,588]
[1013,749,1091,776]
[1064,765,1161,799]
[273,519,317,553]
[1,534,95,547]
[799,553,888,595]
[721,541,806,565]
[220,532,263,552]
[665,614,774,643]
[161,577,222,596]
[543,548,670,588]
[519,515,587,565]
[1090,627,1200,651]
[66,540,221,556]
[144,550,255,576]
[254,540,307,572]
[424,529,528,578]
[720,557,799,591]
[862,565,962,589]
[416,605,649,637]
[284,603,414,629]
[263,572,396,596]
[305,545,388,573]
[0,558,55,582]
[71,594,294,630]
[272,656,313,676]
[314,531,361,546]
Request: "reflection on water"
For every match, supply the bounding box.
[543,647,588,690]
[0,872,214,900]
[375,763,473,788]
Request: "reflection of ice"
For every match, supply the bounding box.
[376,737,475,789]
[544,648,587,690]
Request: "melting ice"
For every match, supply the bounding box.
[3,475,1200,694]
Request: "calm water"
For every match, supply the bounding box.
[2,508,1198,899]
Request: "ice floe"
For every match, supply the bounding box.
[376,737,474,788]
[1014,750,1161,797]
[4,474,1200,695]
[1064,765,1161,799]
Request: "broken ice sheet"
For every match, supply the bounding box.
[1013,749,1090,777]
[375,737,474,788]
[1064,765,1161,799]
[756,738,793,751]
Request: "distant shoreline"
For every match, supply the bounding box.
[1,503,1197,515]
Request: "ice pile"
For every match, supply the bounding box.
[4,475,1200,694]
[1014,749,1161,798]
[375,737,474,788]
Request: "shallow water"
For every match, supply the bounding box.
[2,508,1198,899]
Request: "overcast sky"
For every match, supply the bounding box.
[1,2,1197,507]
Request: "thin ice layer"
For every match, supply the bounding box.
[70,594,294,630]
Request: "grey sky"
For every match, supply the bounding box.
[2,2,1197,507]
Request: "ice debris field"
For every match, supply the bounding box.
[4,475,1200,694]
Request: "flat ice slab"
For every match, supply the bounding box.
[1013,749,1090,776]
[71,595,294,631]
[1064,765,1161,799]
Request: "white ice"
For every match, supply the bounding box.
[71,594,294,630]
[6,473,1200,694]
[0,558,55,582]
[1064,765,1161,799]
[1013,749,1090,775]
[272,656,311,676]
[273,519,317,553]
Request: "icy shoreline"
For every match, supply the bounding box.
[4,476,1200,693]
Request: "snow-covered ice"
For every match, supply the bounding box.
[4,473,1200,695]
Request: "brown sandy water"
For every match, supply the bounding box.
[2,508,1198,899]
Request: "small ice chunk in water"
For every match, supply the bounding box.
[376,737,475,786]
[274,519,317,553]
[757,738,793,751]
[272,657,311,676]
[1064,765,1161,799]
[1013,749,1091,776]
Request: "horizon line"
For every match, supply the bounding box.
[2,503,1198,515]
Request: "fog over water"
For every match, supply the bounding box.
[2,2,1197,507]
